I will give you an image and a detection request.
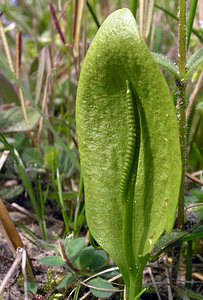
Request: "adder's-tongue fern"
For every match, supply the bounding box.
[76,8,181,299]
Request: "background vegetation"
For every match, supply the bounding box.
[0,0,203,299]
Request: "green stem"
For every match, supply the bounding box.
[126,266,145,300]
[38,177,48,240]
[56,168,70,234]
[185,241,193,289]
[67,0,73,105]
[74,174,84,233]
[172,0,187,287]
[131,0,139,17]
[132,288,147,300]
[122,84,141,299]
[177,0,187,230]
[171,243,182,283]
[86,1,100,28]
[126,255,148,299]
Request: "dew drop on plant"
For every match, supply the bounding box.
[164,200,168,211]
[164,138,168,142]
[199,20,203,29]
[149,239,152,245]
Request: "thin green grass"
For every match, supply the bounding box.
[0,133,46,237]
[131,0,139,17]
[86,1,100,28]
[187,0,199,48]
[56,168,70,235]
[154,3,203,43]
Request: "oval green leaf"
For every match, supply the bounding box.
[57,273,75,289]
[88,277,115,299]
[0,72,19,104]
[40,256,66,267]
[78,246,95,269]
[0,107,40,133]
[64,237,86,259]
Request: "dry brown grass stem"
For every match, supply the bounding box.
[0,20,14,72]
[0,20,29,126]
[0,199,35,283]
[37,73,50,144]
[73,0,86,58]
[164,257,173,300]
[0,150,10,171]
[0,248,23,295]
[0,199,24,254]
[35,48,46,104]
[139,0,155,40]
[186,172,203,186]
[147,267,162,300]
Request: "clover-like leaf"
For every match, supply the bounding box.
[0,107,40,133]
[88,277,115,299]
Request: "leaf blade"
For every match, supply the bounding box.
[152,52,179,78]
[185,48,203,80]
[88,277,115,299]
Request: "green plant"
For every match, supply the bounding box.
[76,8,182,300]
[40,236,115,298]
[0,1,203,299]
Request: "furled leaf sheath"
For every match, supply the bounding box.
[121,83,141,294]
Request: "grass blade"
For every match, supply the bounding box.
[0,134,46,236]
[139,0,154,40]
[35,47,46,104]
[73,0,86,58]
[0,56,79,171]
[0,20,28,126]
[185,48,203,80]
[50,2,66,45]
[187,0,198,49]
[131,0,139,17]
[56,168,70,234]
[152,52,179,78]
[86,1,100,29]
